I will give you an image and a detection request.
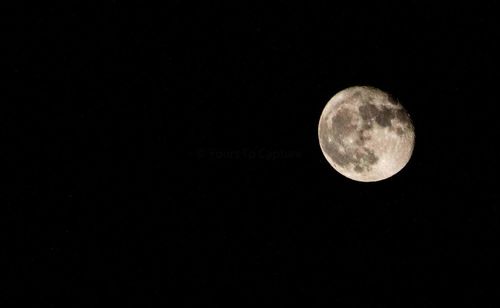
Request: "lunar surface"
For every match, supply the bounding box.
[318,86,415,182]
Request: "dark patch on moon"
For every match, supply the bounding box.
[319,108,358,167]
[320,107,379,171]
[330,108,354,139]
[360,103,398,128]
[359,103,379,121]
[353,149,379,173]
[375,106,396,127]
[394,112,413,136]
[356,127,371,146]
[365,150,379,164]
[319,115,347,167]
[362,120,373,130]
[393,109,413,135]
[394,108,411,125]
[350,91,362,100]
[387,93,399,105]
[319,135,353,167]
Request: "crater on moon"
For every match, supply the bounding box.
[318,86,415,182]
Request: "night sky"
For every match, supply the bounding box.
[4,2,500,307]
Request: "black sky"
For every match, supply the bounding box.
[4,2,500,307]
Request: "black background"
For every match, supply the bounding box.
[4,2,500,307]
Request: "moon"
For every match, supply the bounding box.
[318,86,415,182]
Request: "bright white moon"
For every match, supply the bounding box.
[318,86,415,182]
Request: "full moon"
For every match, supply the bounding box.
[318,86,415,182]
